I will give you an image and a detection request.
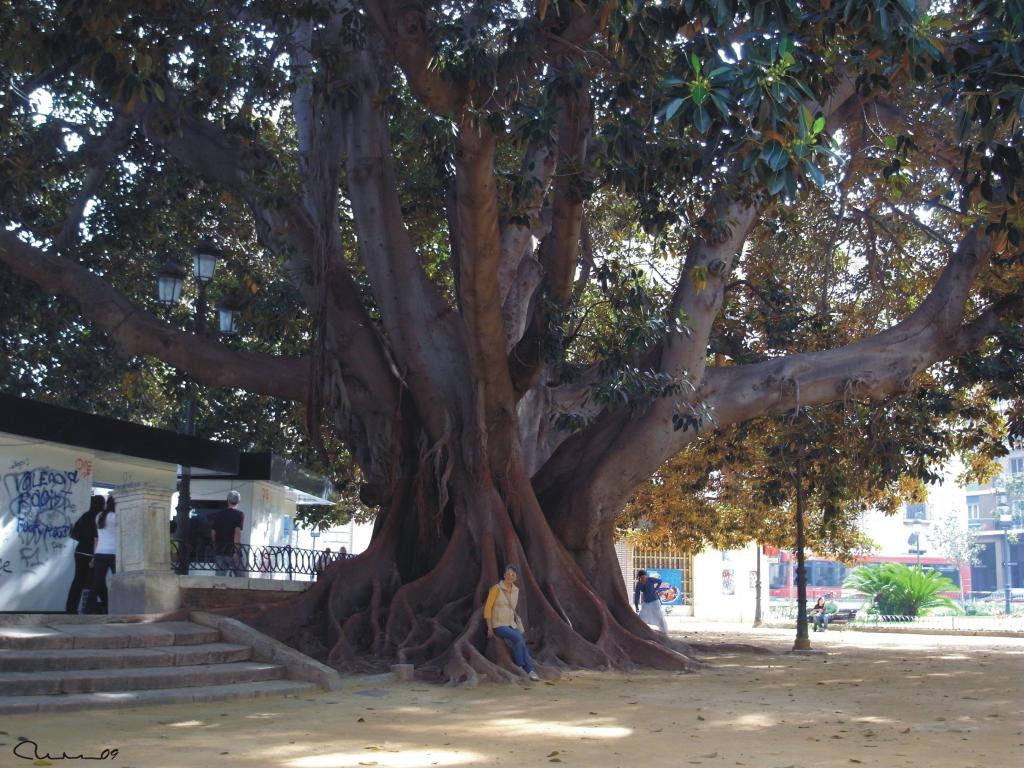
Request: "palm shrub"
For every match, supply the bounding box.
[843,563,961,618]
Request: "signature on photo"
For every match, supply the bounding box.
[13,739,119,761]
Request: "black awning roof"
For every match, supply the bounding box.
[0,392,239,474]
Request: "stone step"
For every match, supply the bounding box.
[0,642,252,673]
[0,679,319,714]
[0,661,285,696]
[0,621,219,650]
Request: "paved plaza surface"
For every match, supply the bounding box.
[1,625,1021,767]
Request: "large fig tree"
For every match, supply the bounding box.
[1,1,1021,682]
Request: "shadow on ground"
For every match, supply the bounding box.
[2,627,1021,767]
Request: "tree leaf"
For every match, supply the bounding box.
[803,160,825,188]
[663,98,685,120]
[692,104,710,133]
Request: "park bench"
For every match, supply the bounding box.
[827,608,858,626]
[806,608,858,628]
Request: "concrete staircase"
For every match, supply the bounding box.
[0,619,318,714]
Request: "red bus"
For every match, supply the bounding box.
[767,550,971,601]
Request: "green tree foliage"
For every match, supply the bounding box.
[844,562,961,617]
[623,405,890,558]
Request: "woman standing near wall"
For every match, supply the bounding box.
[87,496,117,614]
[66,495,103,613]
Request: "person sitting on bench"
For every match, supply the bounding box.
[810,597,830,631]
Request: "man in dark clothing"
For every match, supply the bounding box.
[211,490,245,576]
[315,547,332,580]
[633,569,669,634]
[66,495,104,613]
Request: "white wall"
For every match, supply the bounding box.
[303,518,374,556]
[691,544,766,623]
[0,433,175,612]
[853,459,970,559]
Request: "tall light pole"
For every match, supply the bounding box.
[996,509,1014,615]
[793,439,810,651]
[909,519,923,568]
[157,241,238,574]
[753,542,763,627]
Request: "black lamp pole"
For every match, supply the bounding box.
[173,280,208,575]
[997,511,1013,615]
[793,440,810,651]
[159,242,226,575]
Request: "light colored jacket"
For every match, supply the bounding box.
[484,581,523,631]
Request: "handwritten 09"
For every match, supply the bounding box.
[13,739,119,761]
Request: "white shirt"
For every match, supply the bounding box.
[95,513,117,555]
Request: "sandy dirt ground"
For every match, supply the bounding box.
[1,625,1021,768]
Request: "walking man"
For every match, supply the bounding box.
[634,569,668,634]
[315,547,333,580]
[211,491,245,576]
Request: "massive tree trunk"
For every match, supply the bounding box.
[240,426,701,683]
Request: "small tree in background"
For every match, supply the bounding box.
[930,512,982,602]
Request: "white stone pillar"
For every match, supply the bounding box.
[109,482,181,614]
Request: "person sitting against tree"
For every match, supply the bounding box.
[484,564,540,681]
[811,596,830,631]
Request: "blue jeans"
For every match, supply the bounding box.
[215,553,241,577]
[86,554,116,614]
[494,625,534,674]
[813,612,830,630]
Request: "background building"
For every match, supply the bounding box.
[964,447,1024,595]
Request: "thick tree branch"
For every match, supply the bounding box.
[360,1,467,116]
[574,69,943,490]
[704,227,997,428]
[947,294,1024,358]
[454,124,519,465]
[498,141,557,307]
[342,49,470,442]
[54,115,135,253]
[537,225,998,564]
[132,82,400,423]
[508,82,592,396]
[661,198,762,382]
[0,230,310,401]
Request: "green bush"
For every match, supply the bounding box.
[843,563,961,618]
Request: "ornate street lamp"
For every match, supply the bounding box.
[156,259,186,306]
[217,300,241,335]
[192,240,222,284]
[155,241,228,574]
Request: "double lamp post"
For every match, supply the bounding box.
[157,242,240,574]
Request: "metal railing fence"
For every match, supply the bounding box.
[170,540,352,580]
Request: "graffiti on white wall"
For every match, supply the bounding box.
[0,455,89,610]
